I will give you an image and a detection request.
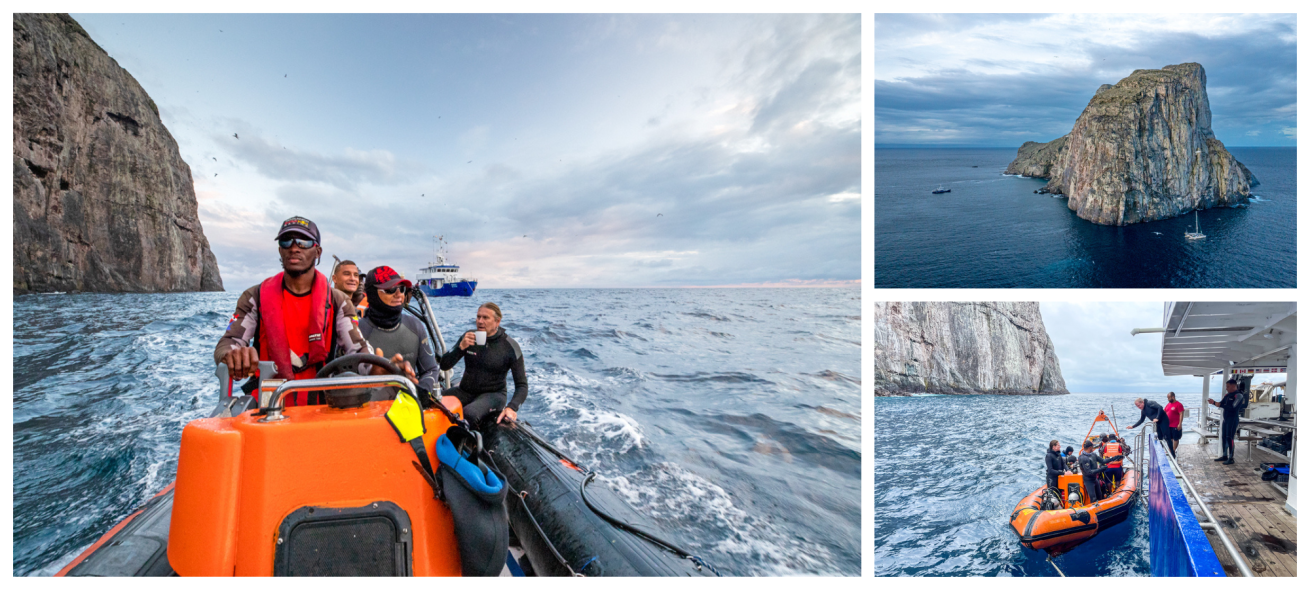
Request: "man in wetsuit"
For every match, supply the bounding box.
[1209,379,1247,464]
[214,217,376,406]
[1126,397,1168,442]
[440,302,528,427]
[1078,440,1113,504]
[356,266,438,401]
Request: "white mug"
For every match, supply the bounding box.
[475,330,487,346]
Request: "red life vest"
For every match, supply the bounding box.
[1105,442,1123,468]
[258,271,334,406]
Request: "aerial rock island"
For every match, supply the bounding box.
[1006,63,1257,226]
[13,13,222,294]
[875,302,1069,396]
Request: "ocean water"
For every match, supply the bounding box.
[12,288,862,576]
[875,391,1206,577]
[874,147,1296,288]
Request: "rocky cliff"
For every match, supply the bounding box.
[13,13,222,293]
[875,302,1068,396]
[1006,63,1257,225]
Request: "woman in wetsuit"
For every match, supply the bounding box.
[439,302,528,427]
[356,266,441,399]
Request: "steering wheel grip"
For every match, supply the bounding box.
[315,352,404,379]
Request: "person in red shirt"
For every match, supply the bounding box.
[1163,391,1185,457]
[214,217,409,405]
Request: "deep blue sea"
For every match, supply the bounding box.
[874,147,1296,288]
[13,288,862,576]
[874,391,1206,577]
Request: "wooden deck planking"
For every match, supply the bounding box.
[1170,439,1295,577]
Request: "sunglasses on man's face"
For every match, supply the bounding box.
[380,285,409,295]
[278,238,317,250]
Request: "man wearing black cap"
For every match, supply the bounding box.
[214,216,375,406]
[357,266,440,400]
[1208,378,1247,464]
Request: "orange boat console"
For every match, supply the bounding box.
[168,395,465,576]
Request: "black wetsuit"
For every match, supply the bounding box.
[1078,450,1111,504]
[1131,400,1168,440]
[439,329,528,426]
[1217,391,1246,459]
[1045,447,1065,493]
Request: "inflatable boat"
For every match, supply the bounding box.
[55,290,719,577]
[1010,411,1140,555]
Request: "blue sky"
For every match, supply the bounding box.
[874,13,1296,147]
[70,13,861,290]
[1042,302,1211,394]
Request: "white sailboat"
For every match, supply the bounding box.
[1184,211,1206,240]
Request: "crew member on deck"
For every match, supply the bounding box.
[214,217,378,406]
[1164,392,1184,457]
[439,302,528,427]
[1126,397,1168,442]
[1209,379,1247,465]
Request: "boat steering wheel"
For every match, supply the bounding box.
[315,353,404,379]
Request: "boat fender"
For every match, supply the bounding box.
[437,429,509,577]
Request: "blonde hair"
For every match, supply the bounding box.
[479,302,503,320]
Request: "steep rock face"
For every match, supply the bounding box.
[13,13,222,293]
[874,302,1068,396]
[1005,135,1068,177]
[1008,63,1257,226]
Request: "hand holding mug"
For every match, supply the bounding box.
[459,331,476,350]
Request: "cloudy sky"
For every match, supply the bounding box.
[1041,301,1209,394]
[70,13,861,290]
[874,13,1296,147]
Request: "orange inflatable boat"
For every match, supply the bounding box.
[1009,411,1140,555]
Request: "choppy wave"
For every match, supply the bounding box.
[14,287,861,576]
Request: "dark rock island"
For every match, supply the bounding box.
[13,13,222,294]
[875,302,1069,396]
[1006,63,1257,226]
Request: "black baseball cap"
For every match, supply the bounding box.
[276,216,320,243]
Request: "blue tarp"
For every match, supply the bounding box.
[1148,437,1226,576]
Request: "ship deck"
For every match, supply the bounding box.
[1174,439,1296,577]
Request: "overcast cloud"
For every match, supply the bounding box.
[875,13,1296,147]
[73,13,860,289]
[1041,302,1213,394]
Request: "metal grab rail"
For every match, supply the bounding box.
[259,375,419,422]
[1144,426,1255,577]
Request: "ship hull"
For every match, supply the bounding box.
[419,280,477,298]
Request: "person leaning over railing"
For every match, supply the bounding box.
[1125,397,1168,443]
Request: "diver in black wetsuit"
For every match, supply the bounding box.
[1209,378,1247,464]
[1078,440,1112,504]
[1126,397,1168,442]
[440,302,528,427]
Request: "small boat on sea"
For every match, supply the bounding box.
[416,235,478,298]
[932,185,951,194]
[1010,410,1140,555]
[1185,211,1206,240]
[54,289,715,577]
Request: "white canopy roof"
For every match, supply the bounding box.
[1161,302,1297,376]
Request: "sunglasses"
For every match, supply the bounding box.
[380,285,409,295]
[278,238,317,250]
